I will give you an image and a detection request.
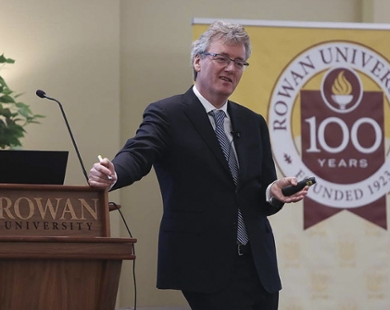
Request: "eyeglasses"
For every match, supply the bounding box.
[201,52,249,70]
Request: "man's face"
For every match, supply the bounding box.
[194,39,246,107]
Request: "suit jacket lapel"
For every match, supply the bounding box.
[182,88,233,180]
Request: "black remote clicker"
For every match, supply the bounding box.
[282,177,316,196]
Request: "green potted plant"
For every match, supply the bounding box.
[0,54,44,149]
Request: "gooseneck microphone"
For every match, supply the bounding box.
[36,89,89,183]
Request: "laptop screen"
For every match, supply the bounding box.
[0,150,68,185]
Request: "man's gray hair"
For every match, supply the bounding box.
[191,20,251,80]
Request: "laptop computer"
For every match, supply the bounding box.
[0,150,68,185]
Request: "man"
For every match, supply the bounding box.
[89,20,309,310]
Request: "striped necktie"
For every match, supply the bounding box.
[210,110,249,245]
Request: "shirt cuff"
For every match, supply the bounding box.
[266,181,276,202]
[266,180,282,207]
[108,172,118,191]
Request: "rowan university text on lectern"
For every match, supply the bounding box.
[0,183,136,310]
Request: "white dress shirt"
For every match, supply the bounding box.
[192,85,276,204]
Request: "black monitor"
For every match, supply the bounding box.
[0,150,68,185]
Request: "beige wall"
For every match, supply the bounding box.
[2,0,390,309]
[0,0,122,232]
[0,0,123,303]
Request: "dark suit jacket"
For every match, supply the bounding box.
[112,87,283,294]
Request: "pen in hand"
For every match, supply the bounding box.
[97,155,113,180]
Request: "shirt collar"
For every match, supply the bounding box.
[192,85,228,115]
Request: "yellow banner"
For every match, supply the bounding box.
[193,18,390,310]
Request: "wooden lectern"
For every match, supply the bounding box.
[0,184,136,310]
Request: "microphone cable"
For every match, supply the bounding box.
[109,201,137,310]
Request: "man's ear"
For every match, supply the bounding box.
[194,54,201,72]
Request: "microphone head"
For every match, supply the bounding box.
[36,89,46,98]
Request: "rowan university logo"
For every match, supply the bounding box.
[269,41,390,229]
